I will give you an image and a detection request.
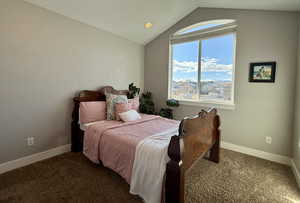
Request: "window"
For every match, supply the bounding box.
[169,20,236,108]
[174,19,235,36]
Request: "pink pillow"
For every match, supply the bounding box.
[79,101,106,124]
[128,97,139,111]
[115,97,140,120]
[115,103,131,121]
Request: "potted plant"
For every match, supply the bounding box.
[159,99,179,119]
[127,83,140,99]
[139,92,155,114]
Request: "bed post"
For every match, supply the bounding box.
[71,98,84,152]
[165,136,181,203]
[209,113,220,163]
[208,119,220,163]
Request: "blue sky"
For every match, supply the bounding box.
[172,34,234,82]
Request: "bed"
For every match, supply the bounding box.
[71,86,221,203]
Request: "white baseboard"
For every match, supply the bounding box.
[221,141,291,165]
[291,160,300,188]
[0,144,71,174]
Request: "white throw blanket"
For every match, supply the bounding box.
[130,128,179,203]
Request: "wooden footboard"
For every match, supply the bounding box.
[165,109,220,203]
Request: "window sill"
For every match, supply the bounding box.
[179,100,235,110]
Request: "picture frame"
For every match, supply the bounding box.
[249,62,276,83]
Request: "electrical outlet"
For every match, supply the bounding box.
[265,136,272,144]
[27,137,34,146]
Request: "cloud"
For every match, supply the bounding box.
[173,57,232,73]
[173,60,197,73]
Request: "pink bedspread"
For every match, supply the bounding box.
[83,114,179,183]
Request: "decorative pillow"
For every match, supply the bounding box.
[105,93,128,120]
[115,103,131,121]
[119,110,141,122]
[115,97,140,120]
[128,97,140,111]
[79,101,106,124]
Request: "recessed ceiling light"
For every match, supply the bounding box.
[144,22,153,29]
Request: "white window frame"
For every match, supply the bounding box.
[168,22,237,110]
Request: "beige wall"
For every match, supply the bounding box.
[145,8,299,156]
[293,16,300,170]
[0,0,144,164]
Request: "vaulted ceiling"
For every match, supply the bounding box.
[24,0,300,45]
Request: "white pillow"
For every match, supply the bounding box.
[119,110,141,122]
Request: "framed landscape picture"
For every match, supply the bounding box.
[249,62,276,83]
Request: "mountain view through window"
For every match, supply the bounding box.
[171,33,235,103]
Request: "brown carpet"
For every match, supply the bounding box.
[0,149,299,203]
[186,150,300,203]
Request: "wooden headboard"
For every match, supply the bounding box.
[71,86,128,152]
